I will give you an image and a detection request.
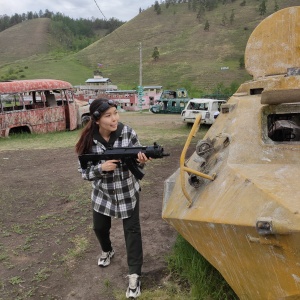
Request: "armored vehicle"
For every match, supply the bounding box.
[150,88,190,114]
[163,6,300,300]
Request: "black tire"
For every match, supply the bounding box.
[81,115,90,127]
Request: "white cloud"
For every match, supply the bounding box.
[0,0,155,21]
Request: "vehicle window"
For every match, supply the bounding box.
[1,94,24,111]
[212,102,218,111]
[267,113,300,142]
[188,102,196,109]
[199,103,208,110]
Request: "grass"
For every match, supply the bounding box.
[32,268,51,282]
[63,235,90,267]
[0,130,80,151]
[0,111,198,151]
[167,235,238,300]
[0,50,93,84]
[9,276,25,285]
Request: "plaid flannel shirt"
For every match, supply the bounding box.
[79,124,141,219]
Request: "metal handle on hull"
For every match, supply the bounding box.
[180,114,216,207]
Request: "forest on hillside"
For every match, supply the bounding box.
[0,9,125,51]
[0,0,277,51]
[159,0,277,17]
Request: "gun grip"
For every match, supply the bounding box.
[124,158,145,180]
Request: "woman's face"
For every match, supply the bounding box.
[96,106,119,133]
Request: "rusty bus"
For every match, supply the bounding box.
[0,79,87,137]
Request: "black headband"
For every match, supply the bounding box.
[93,100,117,120]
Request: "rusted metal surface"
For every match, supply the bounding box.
[0,79,73,94]
[0,79,77,137]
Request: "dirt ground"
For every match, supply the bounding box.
[0,114,196,300]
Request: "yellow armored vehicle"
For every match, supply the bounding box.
[163,6,300,300]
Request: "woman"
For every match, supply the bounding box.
[75,98,148,299]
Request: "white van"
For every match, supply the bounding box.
[181,98,226,124]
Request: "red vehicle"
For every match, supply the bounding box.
[0,79,79,137]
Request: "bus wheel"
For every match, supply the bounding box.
[81,116,90,127]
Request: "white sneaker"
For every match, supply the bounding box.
[126,274,141,298]
[98,249,115,267]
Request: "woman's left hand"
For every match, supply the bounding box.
[137,152,150,164]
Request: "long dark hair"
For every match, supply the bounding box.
[75,98,115,155]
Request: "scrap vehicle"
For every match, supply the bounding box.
[181,98,226,125]
[163,6,300,300]
[0,79,89,137]
[150,88,190,114]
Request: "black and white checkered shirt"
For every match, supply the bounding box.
[79,124,141,219]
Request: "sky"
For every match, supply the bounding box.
[0,0,156,21]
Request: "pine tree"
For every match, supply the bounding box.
[152,46,160,61]
[204,20,210,31]
[239,56,245,69]
[154,1,162,15]
[274,0,279,12]
[259,0,267,16]
[230,9,235,25]
[222,13,228,26]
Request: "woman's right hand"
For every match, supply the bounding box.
[101,160,120,172]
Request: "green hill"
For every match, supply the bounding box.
[0,18,53,66]
[0,0,299,95]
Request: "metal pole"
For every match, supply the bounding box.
[139,42,142,86]
[138,42,143,111]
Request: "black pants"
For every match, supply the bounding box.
[93,198,143,275]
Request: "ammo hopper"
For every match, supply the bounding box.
[162,6,300,300]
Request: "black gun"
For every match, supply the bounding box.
[78,142,170,180]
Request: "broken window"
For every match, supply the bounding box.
[267,113,300,142]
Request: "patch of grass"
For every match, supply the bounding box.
[2,232,11,237]
[21,235,34,251]
[167,235,238,300]
[11,224,23,235]
[9,276,25,285]
[63,235,89,267]
[0,130,80,151]
[32,267,51,282]
[104,278,111,288]
[23,288,36,298]
[0,244,9,262]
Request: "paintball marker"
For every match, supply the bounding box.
[78,142,170,180]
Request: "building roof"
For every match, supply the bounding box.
[143,86,163,89]
[85,78,111,84]
[106,90,136,93]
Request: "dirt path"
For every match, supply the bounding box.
[0,142,185,300]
